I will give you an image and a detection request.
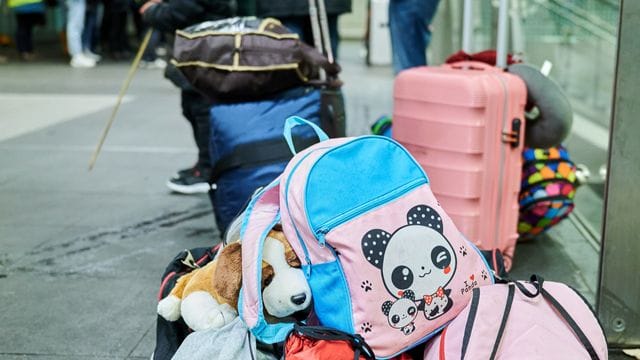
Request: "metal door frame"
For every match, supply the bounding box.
[597,0,640,348]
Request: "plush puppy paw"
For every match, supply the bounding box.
[181,291,238,331]
[157,295,182,321]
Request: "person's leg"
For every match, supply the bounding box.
[106,7,124,57]
[115,10,131,56]
[23,15,35,54]
[115,10,130,53]
[166,90,212,194]
[100,1,111,53]
[82,6,98,54]
[327,14,339,59]
[15,14,30,55]
[141,29,160,62]
[66,0,86,57]
[68,0,96,66]
[181,90,212,171]
[130,0,144,40]
[15,13,40,59]
[389,0,440,74]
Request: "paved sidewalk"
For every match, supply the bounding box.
[0,56,220,358]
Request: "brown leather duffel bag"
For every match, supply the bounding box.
[172,17,340,101]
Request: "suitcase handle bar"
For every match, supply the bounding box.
[462,0,509,69]
[495,0,509,69]
[283,116,329,155]
[447,61,494,72]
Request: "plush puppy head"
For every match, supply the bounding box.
[261,229,313,322]
[213,228,312,322]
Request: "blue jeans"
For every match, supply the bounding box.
[82,5,100,53]
[66,0,86,56]
[142,30,163,62]
[389,0,441,74]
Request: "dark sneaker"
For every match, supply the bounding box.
[166,167,211,194]
[173,166,196,179]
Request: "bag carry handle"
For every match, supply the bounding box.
[289,324,376,360]
[283,116,329,155]
[514,274,544,298]
[500,274,600,360]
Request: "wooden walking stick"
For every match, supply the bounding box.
[88,29,153,171]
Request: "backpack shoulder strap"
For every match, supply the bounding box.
[237,180,294,344]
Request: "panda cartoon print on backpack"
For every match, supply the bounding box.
[381,290,418,335]
[362,205,456,330]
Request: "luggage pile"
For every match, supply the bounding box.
[172,14,345,234]
[150,1,602,359]
[151,118,607,360]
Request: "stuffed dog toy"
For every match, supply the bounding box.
[157,228,312,331]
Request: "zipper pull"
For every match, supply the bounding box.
[305,257,312,278]
[317,230,327,247]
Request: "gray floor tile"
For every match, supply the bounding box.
[0,274,155,357]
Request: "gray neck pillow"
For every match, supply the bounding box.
[508,63,573,149]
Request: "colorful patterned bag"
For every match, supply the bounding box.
[518,146,577,239]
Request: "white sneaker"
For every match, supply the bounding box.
[70,54,96,68]
[140,58,167,69]
[84,50,102,62]
[155,46,167,57]
[575,164,592,186]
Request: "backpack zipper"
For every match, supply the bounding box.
[283,144,336,273]
[313,178,426,245]
[324,242,356,333]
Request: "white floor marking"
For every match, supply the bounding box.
[0,93,133,142]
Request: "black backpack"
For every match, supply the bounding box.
[152,245,220,360]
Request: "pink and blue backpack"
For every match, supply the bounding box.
[238,117,495,358]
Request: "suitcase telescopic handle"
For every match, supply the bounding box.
[309,0,336,82]
[462,0,473,53]
[462,0,509,69]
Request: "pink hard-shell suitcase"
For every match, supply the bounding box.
[392,1,526,269]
